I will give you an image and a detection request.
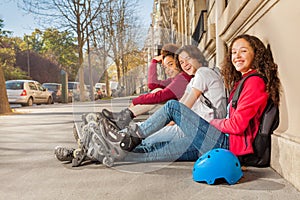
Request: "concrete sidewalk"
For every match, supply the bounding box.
[0,100,299,200]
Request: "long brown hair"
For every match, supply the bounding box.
[175,45,208,67]
[221,34,281,105]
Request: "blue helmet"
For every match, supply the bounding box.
[193,148,243,185]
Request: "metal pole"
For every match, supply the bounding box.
[61,70,68,103]
[25,35,30,77]
[215,0,226,67]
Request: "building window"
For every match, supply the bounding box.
[191,10,207,45]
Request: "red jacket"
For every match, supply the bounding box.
[210,70,268,156]
[132,71,192,105]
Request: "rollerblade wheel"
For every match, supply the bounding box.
[85,113,98,123]
[72,158,79,167]
[72,149,86,167]
[102,156,114,167]
[73,149,82,158]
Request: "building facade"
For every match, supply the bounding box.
[150,0,300,190]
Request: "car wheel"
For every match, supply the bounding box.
[47,97,53,104]
[26,97,33,106]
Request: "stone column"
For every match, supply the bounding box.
[215,0,226,67]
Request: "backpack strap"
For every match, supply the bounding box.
[211,66,229,104]
[201,67,224,118]
[231,73,266,109]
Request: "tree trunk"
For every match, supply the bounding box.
[0,65,12,114]
[105,70,110,97]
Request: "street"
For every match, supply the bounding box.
[0,99,299,200]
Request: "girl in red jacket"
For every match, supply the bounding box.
[102,44,192,129]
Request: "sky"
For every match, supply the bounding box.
[0,0,153,37]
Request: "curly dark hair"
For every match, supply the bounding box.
[221,34,281,105]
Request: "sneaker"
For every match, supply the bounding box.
[54,146,75,162]
[102,108,134,130]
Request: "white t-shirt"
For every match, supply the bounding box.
[185,67,227,121]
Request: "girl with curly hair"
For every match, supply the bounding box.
[221,34,280,106]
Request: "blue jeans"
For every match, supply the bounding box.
[124,100,228,162]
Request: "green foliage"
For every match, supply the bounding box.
[0,47,29,80]
[23,28,79,79]
[22,29,43,52]
[0,35,29,80]
[1,19,79,81]
[4,65,28,80]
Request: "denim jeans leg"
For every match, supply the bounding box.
[125,100,228,162]
[137,104,172,138]
[164,100,228,154]
[124,135,199,162]
[141,125,184,146]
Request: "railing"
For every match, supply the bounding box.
[192,10,207,45]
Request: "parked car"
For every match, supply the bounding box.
[111,85,125,97]
[68,82,80,101]
[42,83,62,103]
[42,83,72,103]
[68,81,89,101]
[5,80,53,106]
